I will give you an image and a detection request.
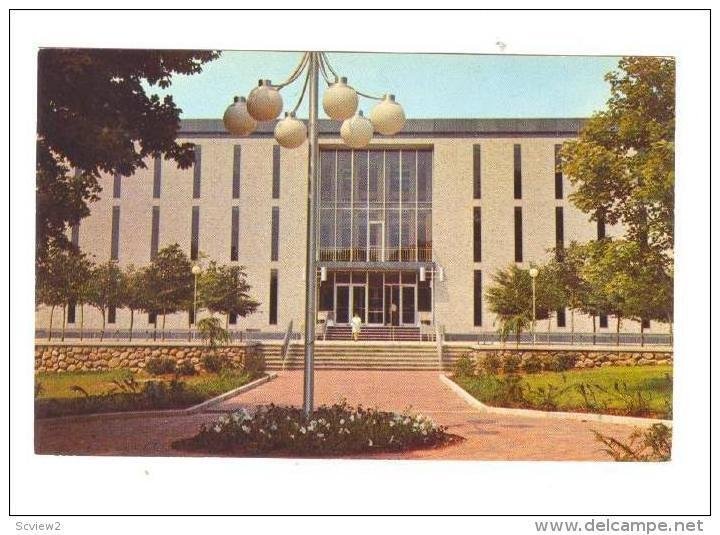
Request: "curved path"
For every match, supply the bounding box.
[35,370,646,460]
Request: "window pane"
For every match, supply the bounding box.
[320,150,336,204]
[513,144,522,200]
[473,270,482,326]
[401,150,416,204]
[514,206,523,263]
[353,208,368,261]
[369,150,384,204]
[385,151,400,204]
[417,150,432,203]
[272,145,280,199]
[337,150,352,205]
[353,150,368,204]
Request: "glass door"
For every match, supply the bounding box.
[352,285,367,323]
[401,285,416,325]
[367,273,384,325]
[384,285,400,326]
[335,285,350,324]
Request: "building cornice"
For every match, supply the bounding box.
[179,118,587,138]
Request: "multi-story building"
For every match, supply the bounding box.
[35,118,667,339]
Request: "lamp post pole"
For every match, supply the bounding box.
[302,52,320,417]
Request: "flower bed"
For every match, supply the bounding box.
[172,402,455,456]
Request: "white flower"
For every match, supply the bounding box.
[317,433,325,438]
[259,429,266,434]
[300,427,307,434]
[389,435,395,444]
[389,421,395,427]
[349,414,355,422]
[422,430,427,435]
[213,424,222,433]
[290,434,295,440]
[241,425,250,433]
[368,439,373,447]
[270,423,278,431]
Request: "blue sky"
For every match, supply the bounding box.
[149,51,621,119]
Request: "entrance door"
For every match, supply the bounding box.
[384,285,400,326]
[335,285,350,324]
[352,285,366,323]
[401,286,416,325]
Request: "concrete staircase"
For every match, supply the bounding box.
[261,341,442,370]
[324,325,422,342]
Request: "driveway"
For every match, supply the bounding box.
[35,370,645,460]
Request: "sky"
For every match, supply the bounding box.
[147,51,622,120]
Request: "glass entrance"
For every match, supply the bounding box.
[402,286,416,325]
[335,284,366,324]
[384,285,400,326]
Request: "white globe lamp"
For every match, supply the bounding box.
[274,112,307,149]
[322,76,358,121]
[340,110,374,149]
[370,94,406,135]
[247,79,283,122]
[223,96,257,136]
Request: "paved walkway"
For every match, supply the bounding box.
[35,371,646,460]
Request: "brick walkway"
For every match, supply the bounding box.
[35,370,646,460]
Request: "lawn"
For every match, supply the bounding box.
[35,369,263,418]
[453,365,672,419]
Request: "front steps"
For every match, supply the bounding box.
[324,325,424,342]
[262,341,442,370]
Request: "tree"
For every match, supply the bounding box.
[149,244,194,340]
[546,242,593,343]
[485,265,562,344]
[560,57,674,254]
[36,246,68,340]
[87,260,124,341]
[198,262,260,329]
[121,265,148,342]
[62,250,94,341]
[36,49,220,258]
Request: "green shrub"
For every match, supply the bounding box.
[502,354,521,374]
[453,354,476,377]
[487,374,525,405]
[520,354,543,374]
[594,423,672,462]
[202,353,231,374]
[145,356,177,376]
[172,401,452,456]
[242,348,266,376]
[545,353,578,372]
[176,361,197,376]
[479,352,502,375]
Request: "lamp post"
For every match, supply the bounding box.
[529,267,539,345]
[222,52,406,417]
[191,264,202,340]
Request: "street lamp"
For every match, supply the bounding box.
[529,267,539,345]
[191,264,202,340]
[222,52,406,417]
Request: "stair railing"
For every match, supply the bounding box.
[435,323,445,369]
[281,320,294,370]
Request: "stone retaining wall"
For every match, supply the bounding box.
[464,348,672,370]
[35,343,262,373]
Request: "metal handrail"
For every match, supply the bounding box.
[280,320,294,369]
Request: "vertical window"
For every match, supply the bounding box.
[269,269,278,325]
[67,301,76,324]
[642,318,651,329]
[112,172,122,199]
[153,154,162,199]
[473,270,482,326]
[229,313,238,325]
[149,312,157,325]
[231,206,240,261]
[513,144,522,199]
[192,145,202,199]
[71,223,80,247]
[108,306,116,324]
[555,206,565,259]
[272,145,280,199]
[557,308,566,327]
[599,315,608,328]
[514,206,523,263]
[150,206,160,259]
[270,206,279,261]
[189,307,195,325]
[417,150,432,203]
[473,144,482,199]
[473,207,482,262]
[232,145,241,199]
[110,206,120,260]
[597,212,606,240]
[191,206,200,260]
[554,144,563,199]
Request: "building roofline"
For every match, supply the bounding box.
[179,117,587,138]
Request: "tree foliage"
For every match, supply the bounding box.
[36,48,220,257]
[87,260,125,339]
[560,57,675,253]
[198,261,260,323]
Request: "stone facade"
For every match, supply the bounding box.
[461,347,672,371]
[35,343,262,374]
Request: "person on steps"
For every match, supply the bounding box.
[351,311,362,342]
